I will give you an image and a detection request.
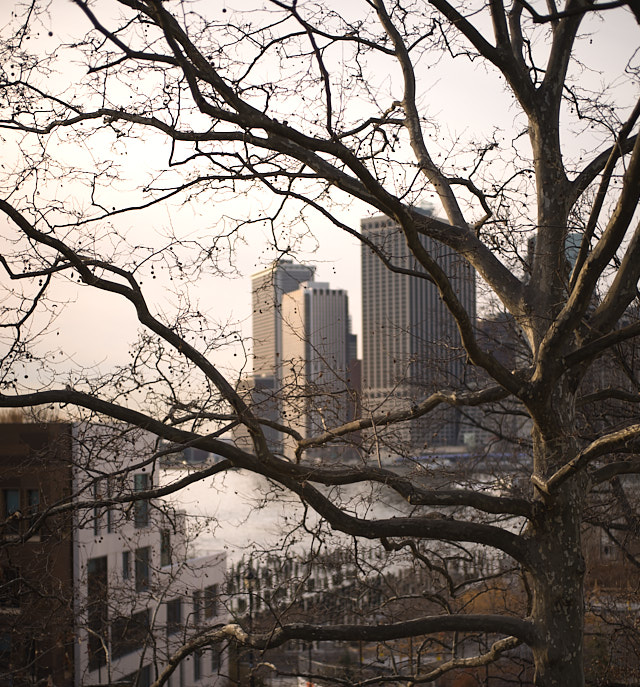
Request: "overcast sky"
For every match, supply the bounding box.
[1,0,638,385]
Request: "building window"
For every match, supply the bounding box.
[160,529,171,567]
[204,584,218,619]
[26,489,39,530]
[2,489,20,534]
[193,649,202,681]
[122,551,130,579]
[134,473,150,528]
[135,546,151,592]
[93,481,101,535]
[166,597,182,636]
[87,556,108,670]
[106,477,113,533]
[0,633,12,672]
[211,645,221,673]
[91,479,114,535]
[0,566,20,608]
[192,590,201,626]
[112,610,150,659]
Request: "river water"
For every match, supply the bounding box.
[160,465,411,563]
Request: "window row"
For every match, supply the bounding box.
[1,488,40,536]
[90,472,151,535]
[168,584,220,636]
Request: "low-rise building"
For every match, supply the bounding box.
[0,422,227,687]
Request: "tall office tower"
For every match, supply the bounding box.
[252,259,316,383]
[361,213,476,450]
[280,281,354,458]
[247,260,315,453]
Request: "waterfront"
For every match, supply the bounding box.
[159,464,415,562]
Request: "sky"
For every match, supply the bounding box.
[1,0,638,387]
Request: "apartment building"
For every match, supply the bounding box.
[0,422,227,687]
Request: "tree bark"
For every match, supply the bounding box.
[529,384,587,686]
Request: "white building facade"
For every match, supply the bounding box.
[71,425,227,687]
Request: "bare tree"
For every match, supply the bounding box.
[1,1,639,685]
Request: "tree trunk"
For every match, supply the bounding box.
[530,484,586,685]
[529,387,587,686]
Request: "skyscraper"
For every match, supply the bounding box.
[252,259,316,384]
[243,260,316,453]
[361,213,476,449]
[281,281,351,456]
[247,262,358,459]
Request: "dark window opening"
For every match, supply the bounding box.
[93,482,101,535]
[87,556,108,670]
[112,609,150,660]
[204,584,218,619]
[106,477,113,533]
[211,645,221,673]
[160,529,171,567]
[166,597,182,636]
[192,590,201,626]
[134,474,150,528]
[135,546,151,592]
[122,551,131,580]
[0,566,21,608]
[3,489,20,535]
[27,489,39,531]
[0,633,12,672]
[193,649,202,681]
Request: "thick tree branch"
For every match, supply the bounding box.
[533,423,640,494]
[149,615,536,687]
[293,480,531,565]
[298,384,511,450]
[298,464,533,518]
[534,132,640,385]
[515,0,631,23]
[590,220,640,333]
[564,320,640,368]
[411,635,522,684]
[569,99,640,293]
[590,459,640,485]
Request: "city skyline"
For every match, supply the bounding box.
[247,214,477,451]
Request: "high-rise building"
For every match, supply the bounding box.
[251,260,316,383]
[280,281,352,456]
[361,213,476,450]
[247,260,316,453]
[247,263,359,459]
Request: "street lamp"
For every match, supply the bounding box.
[243,567,256,687]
